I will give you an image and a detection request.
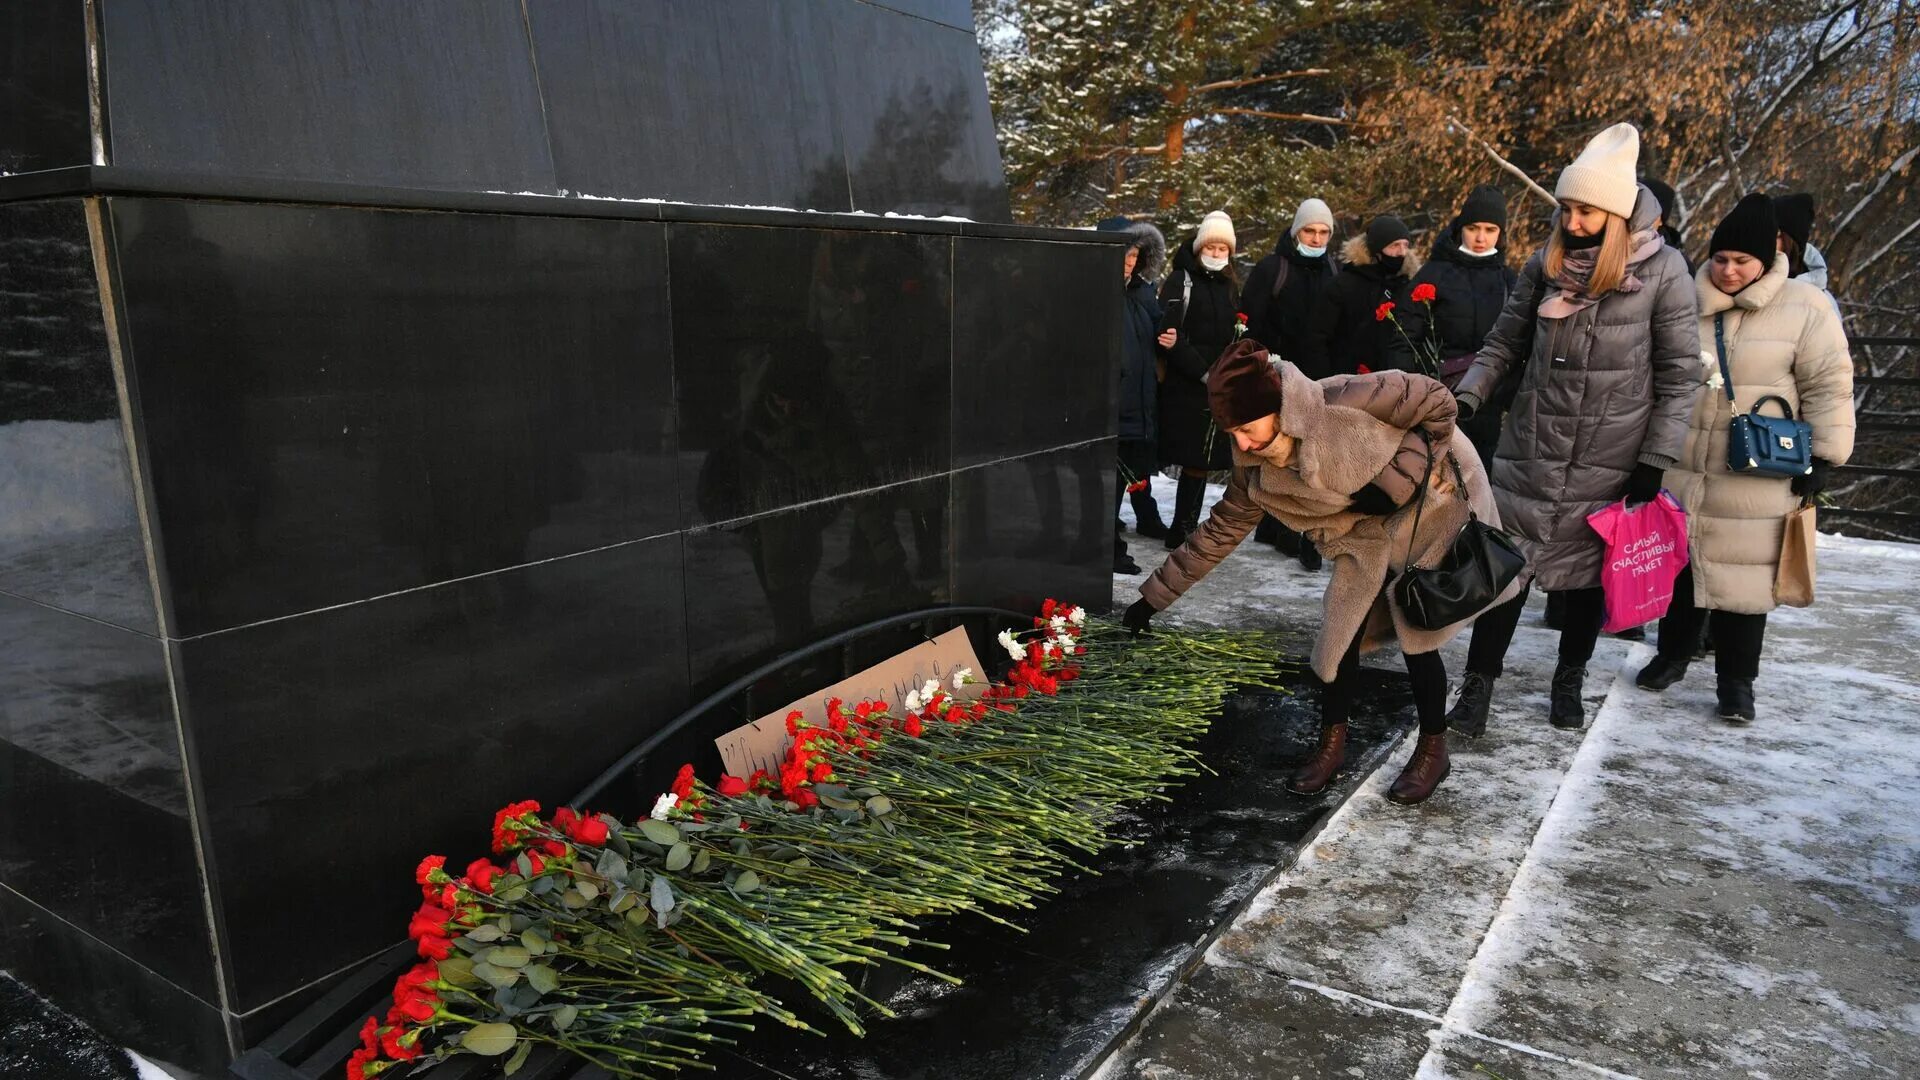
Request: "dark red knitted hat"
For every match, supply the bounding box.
[1207,339,1286,429]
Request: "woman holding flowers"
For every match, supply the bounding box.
[1125,340,1520,806]
[1319,215,1420,377]
[1446,123,1698,735]
[1389,185,1518,464]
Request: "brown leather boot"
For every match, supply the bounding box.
[1287,722,1348,795]
[1387,732,1451,805]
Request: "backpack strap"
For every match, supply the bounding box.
[1268,255,1290,299]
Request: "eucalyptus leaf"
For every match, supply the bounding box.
[787,856,813,870]
[466,924,505,943]
[560,889,589,909]
[734,869,761,894]
[851,787,880,798]
[521,928,549,953]
[524,964,559,994]
[718,814,742,831]
[594,849,629,881]
[624,907,649,927]
[813,782,851,799]
[497,884,529,903]
[485,945,530,968]
[665,842,692,872]
[552,1004,579,1032]
[530,875,558,896]
[503,1038,534,1076]
[436,956,479,988]
[866,795,894,816]
[605,829,632,859]
[638,819,681,846]
[462,1022,518,1056]
[818,794,861,811]
[651,874,675,914]
[472,961,519,989]
[609,891,639,914]
[691,850,712,875]
[576,879,600,902]
[514,853,534,877]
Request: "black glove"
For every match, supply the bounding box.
[1123,599,1156,636]
[1792,457,1832,498]
[1454,394,1477,422]
[1625,462,1664,507]
[1347,482,1401,516]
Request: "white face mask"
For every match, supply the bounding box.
[1461,243,1496,257]
[1200,254,1230,272]
[1296,242,1327,258]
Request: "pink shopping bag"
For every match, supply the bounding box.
[1587,492,1691,634]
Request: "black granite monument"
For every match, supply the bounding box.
[0,1,1121,1070]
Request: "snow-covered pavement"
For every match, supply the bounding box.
[1102,476,1920,1079]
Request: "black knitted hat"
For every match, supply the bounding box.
[1458,185,1508,231]
[1364,214,1411,256]
[1774,193,1815,249]
[1709,193,1778,265]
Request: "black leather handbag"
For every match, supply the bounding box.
[1391,454,1527,631]
[1715,314,1815,479]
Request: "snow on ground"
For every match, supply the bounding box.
[1105,483,1920,1079]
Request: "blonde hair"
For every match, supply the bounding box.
[1545,213,1632,296]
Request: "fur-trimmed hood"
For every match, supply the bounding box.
[1096,216,1170,285]
[1340,234,1423,278]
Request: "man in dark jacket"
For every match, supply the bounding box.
[1097,216,1168,573]
[1320,214,1419,377]
[1392,185,1518,463]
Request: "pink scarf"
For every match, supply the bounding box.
[1539,226,1666,319]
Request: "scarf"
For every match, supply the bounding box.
[1539,195,1666,320]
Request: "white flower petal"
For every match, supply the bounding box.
[998,629,1024,660]
[951,666,975,690]
[1067,606,1087,626]
[650,793,679,820]
[905,690,922,712]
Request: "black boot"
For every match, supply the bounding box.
[1636,654,1690,691]
[1255,516,1280,546]
[1113,542,1141,576]
[1549,664,1586,729]
[1165,474,1205,550]
[1446,672,1495,738]
[1297,537,1323,572]
[1132,488,1168,539]
[1716,676,1756,724]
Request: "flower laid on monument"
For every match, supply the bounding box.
[346,603,1294,1079]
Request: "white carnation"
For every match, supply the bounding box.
[997,629,1024,660]
[951,666,975,690]
[650,793,679,820]
[905,689,923,713]
[1067,606,1087,627]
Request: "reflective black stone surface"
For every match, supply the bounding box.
[110,198,676,637]
[172,535,689,1011]
[953,237,1120,468]
[864,0,976,31]
[529,0,850,210]
[0,887,232,1070]
[0,593,217,1003]
[671,224,952,527]
[0,200,155,634]
[953,440,1116,615]
[99,0,556,193]
[718,672,1415,1078]
[0,1,91,174]
[821,1,1011,221]
[683,477,951,692]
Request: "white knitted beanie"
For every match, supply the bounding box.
[1290,198,1335,237]
[1555,123,1641,220]
[1192,210,1236,253]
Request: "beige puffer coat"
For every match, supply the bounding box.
[1141,363,1522,681]
[1663,253,1856,614]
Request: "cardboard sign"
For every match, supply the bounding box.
[716,626,987,778]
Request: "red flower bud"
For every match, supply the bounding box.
[416,934,453,961]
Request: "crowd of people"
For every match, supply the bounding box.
[1105,122,1857,806]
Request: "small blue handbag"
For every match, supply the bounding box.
[1715,314,1814,478]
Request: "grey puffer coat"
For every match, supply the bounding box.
[1455,186,1699,592]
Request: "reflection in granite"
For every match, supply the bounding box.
[0,200,155,634]
[952,236,1120,468]
[110,198,676,636]
[173,536,690,1011]
[99,0,555,193]
[671,224,952,527]
[0,2,91,174]
[821,1,1011,221]
[719,673,1414,1079]
[683,477,950,692]
[0,592,218,1002]
[529,0,851,210]
[954,441,1115,615]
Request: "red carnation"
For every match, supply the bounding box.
[417,934,452,961]
[903,714,924,738]
[1236,311,1249,322]
[1041,598,1058,619]
[791,787,820,810]
[1411,282,1437,303]
[1356,363,1372,375]
[1374,301,1395,323]
[490,799,541,853]
[465,859,499,895]
[568,814,609,846]
[359,1015,381,1052]
[407,903,453,941]
[671,764,696,800]
[810,762,833,783]
[381,1025,422,1061]
[346,1047,378,1080]
[717,774,749,797]
[413,855,445,887]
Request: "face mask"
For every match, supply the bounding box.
[1296,243,1327,258]
[1378,254,1405,275]
[1460,243,1494,257]
[1200,254,1229,272]
[1561,228,1604,251]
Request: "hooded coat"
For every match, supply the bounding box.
[1111,221,1167,443]
[1241,235,1339,379]
[1664,253,1855,614]
[1141,363,1521,681]
[1157,238,1239,469]
[1320,236,1421,377]
[1454,186,1699,592]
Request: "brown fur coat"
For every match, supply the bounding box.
[1141,362,1522,681]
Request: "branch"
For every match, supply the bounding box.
[1446,114,1557,207]
[1846,215,1920,282]
[1212,107,1354,125]
[1832,144,1920,240]
[1192,68,1332,93]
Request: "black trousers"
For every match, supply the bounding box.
[1465,584,1606,679]
[1115,439,1156,555]
[1654,566,1767,680]
[1321,614,1449,736]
